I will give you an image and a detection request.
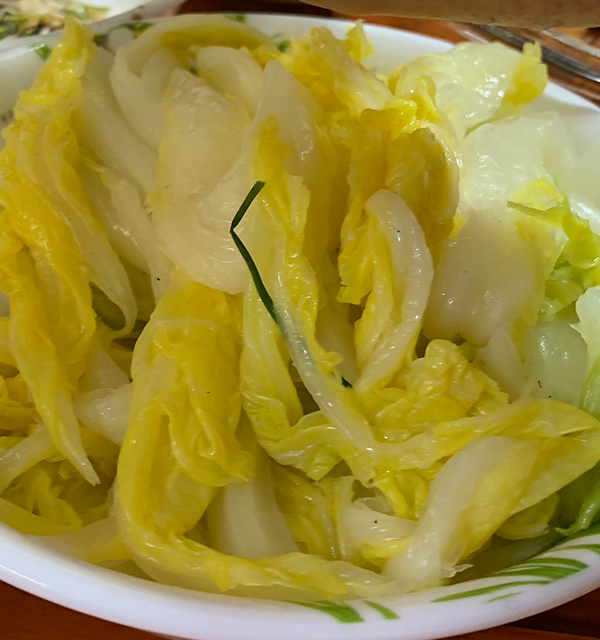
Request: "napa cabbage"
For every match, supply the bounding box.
[392,42,547,139]
[0,20,136,483]
[110,14,270,148]
[115,270,395,599]
[2,16,600,601]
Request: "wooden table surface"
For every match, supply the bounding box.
[3,2,600,639]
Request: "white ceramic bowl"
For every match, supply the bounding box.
[2,13,600,640]
[0,0,185,53]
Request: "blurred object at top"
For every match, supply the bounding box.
[179,0,333,16]
[293,0,600,102]
[297,0,600,28]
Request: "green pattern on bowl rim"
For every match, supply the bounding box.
[286,525,600,624]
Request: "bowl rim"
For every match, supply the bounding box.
[4,520,600,640]
[1,12,600,640]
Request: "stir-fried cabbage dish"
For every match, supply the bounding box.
[3,14,600,601]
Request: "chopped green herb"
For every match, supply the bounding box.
[29,42,52,61]
[225,13,247,23]
[120,21,153,37]
[93,31,114,54]
[270,32,291,53]
[0,22,16,39]
[189,66,198,76]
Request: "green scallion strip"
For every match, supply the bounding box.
[229,181,277,324]
[29,42,52,61]
[225,13,247,23]
[231,181,353,389]
[229,180,352,389]
[93,32,112,53]
[270,32,291,52]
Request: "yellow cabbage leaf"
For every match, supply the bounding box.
[337,95,457,307]
[281,26,391,116]
[0,497,71,535]
[116,270,393,599]
[393,42,547,139]
[342,22,373,63]
[2,427,118,530]
[0,20,137,483]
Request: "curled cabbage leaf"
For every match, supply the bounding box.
[110,14,270,149]
[0,20,135,483]
[392,42,547,139]
[116,270,394,599]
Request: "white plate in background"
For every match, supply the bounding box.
[0,0,185,53]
